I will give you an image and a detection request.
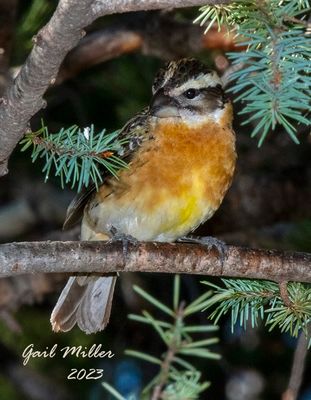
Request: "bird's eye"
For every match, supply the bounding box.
[183,89,198,99]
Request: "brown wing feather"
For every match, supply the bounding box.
[63,108,151,229]
[63,186,96,229]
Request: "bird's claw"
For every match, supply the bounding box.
[178,235,227,265]
[109,227,138,261]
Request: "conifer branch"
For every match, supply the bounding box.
[104,276,216,398]
[20,123,128,191]
[201,279,311,343]
[150,303,184,400]
[195,0,311,145]
[0,0,231,178]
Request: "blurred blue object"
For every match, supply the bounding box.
[300,387,311,400]
[114,359,142,399]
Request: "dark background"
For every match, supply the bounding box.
[0,1,310,399]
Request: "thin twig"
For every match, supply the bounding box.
[151,347,176,399]
[279,281,292,308]
[283,15,308,27]
[282,326,310,400]
[151,303,185,399]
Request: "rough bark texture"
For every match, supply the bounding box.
[0,241,310,282]
[0,0,95,176]
[0,0,230,177]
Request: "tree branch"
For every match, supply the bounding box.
[57,27,143,84]
[282,325,310,400]
[91,0,229,18]
[0,0,230,177]
[0,241,310,282]
[57,12,236,84]
[0,0,95,177]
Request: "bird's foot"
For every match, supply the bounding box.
[109,226,138,261]
[178,235,227,265]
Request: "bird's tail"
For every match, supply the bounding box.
[50,275,116,334]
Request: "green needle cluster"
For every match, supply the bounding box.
[195,0,311,146]
[103,276,220,399]
[20,122,128,192]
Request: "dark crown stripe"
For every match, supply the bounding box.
[152,58,212,93]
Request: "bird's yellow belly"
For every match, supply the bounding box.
[86,172,215,242]
[137,172,216,241]
[86,119,236,242]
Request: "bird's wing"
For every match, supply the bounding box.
[63,108,151,229]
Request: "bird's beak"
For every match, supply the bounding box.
[149,88,180,118]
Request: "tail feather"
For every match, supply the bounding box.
[51,276,116,334]
[76,276,116,334]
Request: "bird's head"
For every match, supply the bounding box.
[149,58,229,125]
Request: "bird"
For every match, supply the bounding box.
[50,58,236,334]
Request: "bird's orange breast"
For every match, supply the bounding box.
[95,110,236,240]
[118,114,235,204]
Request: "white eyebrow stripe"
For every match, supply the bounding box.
[171,73,223,96]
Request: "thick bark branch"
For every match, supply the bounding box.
[0,0,95,176]
[0,241,310,283]
[0,0,230,177]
